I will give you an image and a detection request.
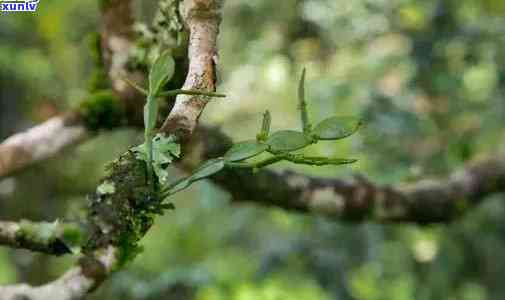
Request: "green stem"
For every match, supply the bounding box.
[122,77,148,96]
[257,110,271,141]
[144,94,159,187]
[160,89,226,98]
[160,177,188,199]
[298,68,311,134]
[226,155,285,169]
[284,154,357,166]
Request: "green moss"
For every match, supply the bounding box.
[84,152,162,265]
[87,32,103,66]
[454,198,470,216]
[14,220,85,255]
[98,0,112,11]
[86,32,111,92]
[88,69,110,92]
[78,90,125,131]
[60,224,87,250]
[17,220,59,246]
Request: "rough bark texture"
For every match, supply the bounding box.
[0,246,118,300]
[0,0,141,180]
[0,221,77,256]
[0,114,87,179]
[0,1,225,299]
[186,127,505,224]
[100,0,145,126]
[211,162,504,224]
[160,0,224,139]
[0,1,136,299]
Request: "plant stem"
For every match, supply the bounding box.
[298,68,311,134]
[160,89,226,98]
[226,155,285,169]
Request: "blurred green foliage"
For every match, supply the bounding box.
[2,0,505,299]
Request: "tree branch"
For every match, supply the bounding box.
[160,0,224,139]
[0,246,118,300]
[0,1,133,298]
[0,0,142,180]
[185,127,505,224]
[100,0,144,125]
[213,162,504,224]
[0,113,87,179]
[0,1,226,299]
[0,220,84,256]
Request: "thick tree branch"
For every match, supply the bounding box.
[0,1,225,299]
[0,220,83,256]
[0,1,134,299]
[100,0,144,125]
[0,113,87,178]
[186,128,505,224]
[0,0,142,180]
[160,0,223,138]
[212,161,504,224]
[0,246,118,300]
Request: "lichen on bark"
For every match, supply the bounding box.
[83,151,161,265]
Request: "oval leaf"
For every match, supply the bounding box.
[224,141,268,162]
[149,52,175,95]
[266,130,312,152]
[292,156,357,166]
[312,116,362,140]
[166,178,191,196]
[189,158,225,182]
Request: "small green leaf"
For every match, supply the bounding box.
[266,130,312,152]
[163,158,226,197]
[189,158,225,181]
[165,178,192,196]
[312,116,362,140]
[257,110,271,141]
[131,143,147,161]
[224,141,268,162]
[152,135,180,183]
[288,156,357,166]
[152,134,181,160]
[149,51,175,96]
[132,134,180,184]
[298,68,311,133]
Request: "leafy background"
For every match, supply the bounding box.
[1,0,505,299]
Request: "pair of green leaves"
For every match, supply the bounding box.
[223,68,362,167]
[258,115,361,154]
[160,69,362,198]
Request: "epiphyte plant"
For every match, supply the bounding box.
[131,53,361,204]
[159,68,363,199]
[126,51,225,188]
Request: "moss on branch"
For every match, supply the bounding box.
[83,151,162,266]
[0,220,86,256]
[78,90,125,131]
